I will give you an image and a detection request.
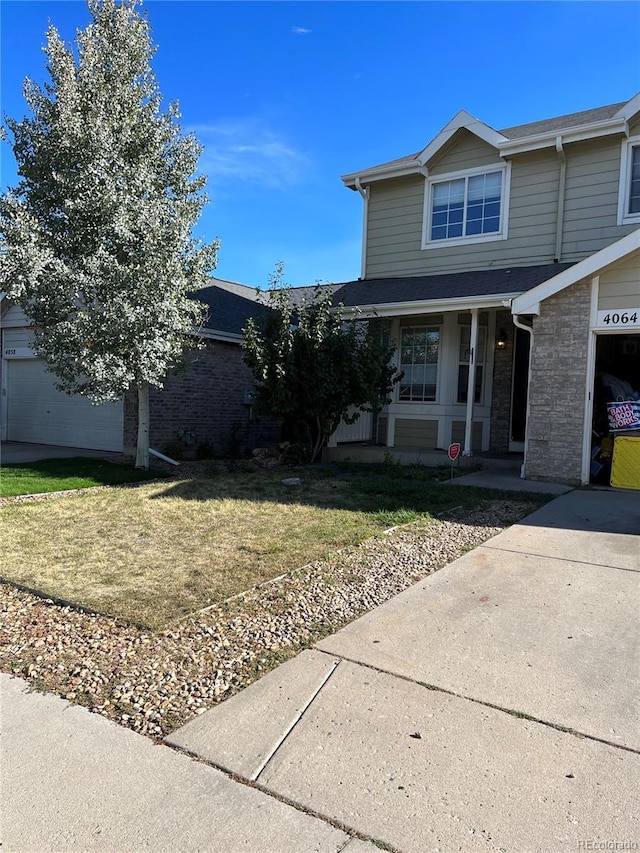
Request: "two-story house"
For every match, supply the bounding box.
[328,94,640,487]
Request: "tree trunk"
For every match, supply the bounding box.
[309,415,325,464]
[135,381,150,469]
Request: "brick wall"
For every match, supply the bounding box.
[489,309,514,453]
[124,340,281,458]
[525,277,591,484]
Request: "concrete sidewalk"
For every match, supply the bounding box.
[3,489,639,852]
[1,674,355,852]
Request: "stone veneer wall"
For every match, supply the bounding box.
[525,277,591,484]
[489,309,514,453]
[123,339,281,457]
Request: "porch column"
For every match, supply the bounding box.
[463,308,479,456]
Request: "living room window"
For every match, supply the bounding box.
[618,138,640,225]
[398,326,440,402]
[423,164,510,248]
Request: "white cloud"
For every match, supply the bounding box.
[190,119,308,189]
[292,26,311,35]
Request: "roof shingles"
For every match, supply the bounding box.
[330,263,575,308]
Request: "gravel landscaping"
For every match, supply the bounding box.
[1,497,541,740]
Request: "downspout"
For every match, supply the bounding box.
[554,136,566,262]
[512,313,534,479]
[354,177,369,280]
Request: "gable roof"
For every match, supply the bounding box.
[193,278,263,341]
[510,229,640,316]
[498,102,626,140]
[342,94,639,188]
[327,263,574,316]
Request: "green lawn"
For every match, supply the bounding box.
[0,465,550,629]
[0,457,164,497]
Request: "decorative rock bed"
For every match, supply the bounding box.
[0,498,538,740]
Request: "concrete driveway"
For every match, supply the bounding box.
[169,489,640,852]
[1,441,114,464]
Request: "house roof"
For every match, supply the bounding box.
[497,102,626,140]
[342,95,639,187]
[194,278,264,340]
[329,263,575,315]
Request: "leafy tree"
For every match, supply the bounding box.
[243,265,400,463]
[0,0,217,468]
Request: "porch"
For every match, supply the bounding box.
[327,304,528,462]
[324,443,524,473]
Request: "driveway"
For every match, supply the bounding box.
[168,489,640,852]
[1,441,114,464]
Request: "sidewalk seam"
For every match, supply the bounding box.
[317,650,640,756]
[479,543,640,574]
[252,653,341,783]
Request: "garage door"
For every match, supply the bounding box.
[6,358,124,451]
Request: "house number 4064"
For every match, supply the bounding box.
[597,310,639,328]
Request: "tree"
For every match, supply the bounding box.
[242,265,400,463]
[0,0,217,468]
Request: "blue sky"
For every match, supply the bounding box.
[2,1,639,288]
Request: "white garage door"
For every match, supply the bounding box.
[6,358,124,451]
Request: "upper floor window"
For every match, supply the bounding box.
[422,164,510,249]
[618,138,640,225]
[398,326,439,402]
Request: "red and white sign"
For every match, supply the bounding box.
[607,401,640,431]
[447,442,461,462]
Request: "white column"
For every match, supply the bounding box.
[463,308,479,456]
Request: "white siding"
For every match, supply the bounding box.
[331,410,373,444]
[1,303,31,329]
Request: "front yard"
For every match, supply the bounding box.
[2,464,505,629]
[1,462,552,739]
[0,456,163,497]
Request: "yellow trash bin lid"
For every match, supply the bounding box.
[610,435,640,490]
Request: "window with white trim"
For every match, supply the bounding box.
[423,164,509,248]
[618,138,640,224]
[398,326,439,402]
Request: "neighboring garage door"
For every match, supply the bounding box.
[6,358,124,451]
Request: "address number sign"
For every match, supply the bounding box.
[595,309,640,329]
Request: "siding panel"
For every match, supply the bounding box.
[598,251,640,311]
[451,420,483,451]
[429,130,502,175]
[561,136,634,261]
[394,418,438,448]
[363,132,636,279]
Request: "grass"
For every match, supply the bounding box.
[0,465,548,630]
[0,457,164,497]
